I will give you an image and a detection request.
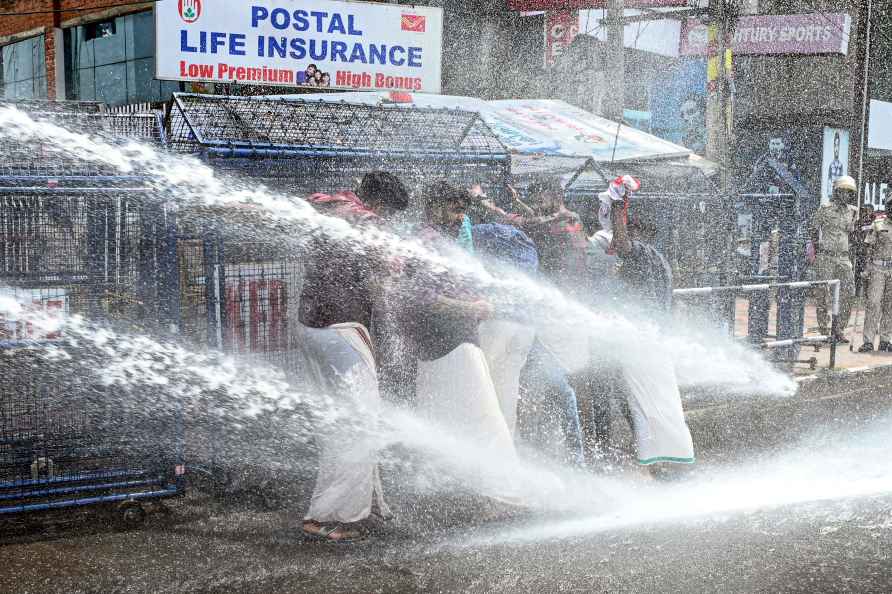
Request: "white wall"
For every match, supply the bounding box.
[578,9,681,58]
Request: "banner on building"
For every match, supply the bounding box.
[0,289,67,341]
[509,0,687,9]
[868,99,892,152]
[820,127,849,205]
[680,13,851,56]
[648,58,707,155]
[155,0,444,93]
[544,11,579,67]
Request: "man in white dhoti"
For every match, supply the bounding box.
[472,223,540,435]
[587,176,695,469]
[405,182,521,499]
[299,172,409,543]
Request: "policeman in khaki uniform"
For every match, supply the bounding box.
[808,175,857,343]
[859,196,892,352]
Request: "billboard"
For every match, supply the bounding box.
[820,127,850,205]
[155,0,444,93]
[509,0,687,9]
[648,58,707,154]
[544,11,579,67]
[868,99,892,151]
[680,13,850,56]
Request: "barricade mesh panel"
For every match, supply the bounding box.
[166,93,507,157]
[0,350,177,507]
[0,103,164,177]
[0,101,182,515]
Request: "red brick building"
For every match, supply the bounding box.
[0,1,163,100]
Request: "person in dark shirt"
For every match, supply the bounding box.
[298,171,409,543]
[470,178,587,466]
[407,181,521,501]
[584,179,694,473]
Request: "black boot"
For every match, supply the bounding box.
[858,342,875,353]
[880,341,892,352]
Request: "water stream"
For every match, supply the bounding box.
[3,105,869,534]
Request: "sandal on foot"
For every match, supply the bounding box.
[302,522,367,544]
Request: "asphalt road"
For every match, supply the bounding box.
[3,369,892,594]
[2,468,891,594]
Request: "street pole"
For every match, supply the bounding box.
[603,0,625,121]
[705,0,730,184]
[705,0,735,328]
[856,0,873,213]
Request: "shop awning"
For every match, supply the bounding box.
[279,91,695,163]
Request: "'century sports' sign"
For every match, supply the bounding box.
[156,0,444,93]
[509,0,687,9]
[680,13,850,56]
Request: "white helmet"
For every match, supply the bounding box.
[833,175,857,193]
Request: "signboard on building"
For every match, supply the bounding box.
[820,127,850,205]
[0,289,67,341]
[509,0,687,9]
[680,13,851,56]
[649,58,707,154]
[155,0,444,93]
[544,11,579,67]
[868,99,892,151]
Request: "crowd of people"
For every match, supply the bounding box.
[296,171,694,543]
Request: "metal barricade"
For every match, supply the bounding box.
[674,279,841,369]
[0,103,184,519]
[165,93,512,201]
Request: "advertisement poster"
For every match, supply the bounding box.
[649,58,707,154]
[868,99,892,151]
[509,0,687,9]
[156,0,444,93]
[0,289,67,341]
[544,11,579,67]
[680,13,850,57]
[736,128,820,199]
[820,127,849,205]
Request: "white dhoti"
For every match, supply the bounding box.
[621,355,695,465]
[478,320,536,436]
[415,343,522,499]
[537,322,590,375]
[300,322,390,523]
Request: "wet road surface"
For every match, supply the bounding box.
[2,486,890,594]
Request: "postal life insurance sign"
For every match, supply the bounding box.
[156,0,444,93]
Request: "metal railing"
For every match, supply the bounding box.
[673,279,841,369]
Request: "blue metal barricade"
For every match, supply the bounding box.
[0,104,184,520]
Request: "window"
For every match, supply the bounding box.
[64,10,181,106]
[0,35,48,100]
[84,20,117,42]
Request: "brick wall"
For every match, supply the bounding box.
[0,1,151,98]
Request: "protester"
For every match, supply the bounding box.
[473,222,540,435]
[405,181,520,497]
[586,176,694,470]
[471,179,587,466]
[298,171,409,543]
[859,197,892,353]
[807,175,857,343]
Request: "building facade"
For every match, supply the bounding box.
[0,0,544,104]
